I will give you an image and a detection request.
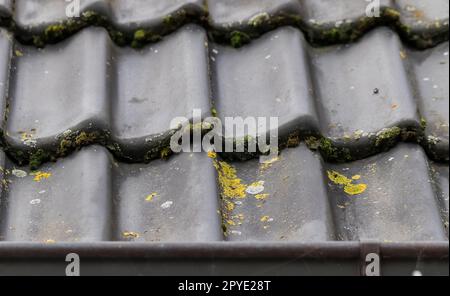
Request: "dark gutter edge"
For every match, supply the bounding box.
[0,241,447,259]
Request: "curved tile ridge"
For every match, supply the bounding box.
[0,0,448,49]
[0,25,448,168]
[0,143,447,242]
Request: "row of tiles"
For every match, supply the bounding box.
[0,0,448,48]
[0,143,448,243]
[0,25,448,165]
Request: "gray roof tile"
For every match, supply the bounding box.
[1,146,112,242]
[221,144,335,242]
[327,143,447,241]
[211,27,319,140]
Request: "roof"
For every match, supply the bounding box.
[0,0,448,276]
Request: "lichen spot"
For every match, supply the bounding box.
[260,156,279,171]
[145,192,157,202]
[327,170,352,186]
[327,170,367,196]
[207,151,217,159]
[255,193,269,200]
[122,231,140,239]
[344,183,368,195]
[32,171,52,182]
[260,216,271,222]
[352,175,361,180]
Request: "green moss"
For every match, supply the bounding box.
[29,149,51,170]
[286,134,300,148]
[32,36,45,47]
[57,131,99,156]
[375,127,402,147]
[305,136,320,150]
[221,223,228,235]
[109,30,126,45]
[383,7,401,20]
[44,24,67,40]
[319,138,339,159]
[75,132,97,146]
[134,29,146,41]
[420,117,427,130]
[248,12,270,27]
[305,137,352,162]
[163,15,174,26]
[160,147,172,160]
[229,31,250,48]
[131,29,162,48]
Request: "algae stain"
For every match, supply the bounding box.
[327,170,367,196]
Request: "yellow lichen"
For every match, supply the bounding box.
[122,231,140,239]
[32,171,52,182]
[352,175,361,180]
[260,216,270,222]
[224,200,235,211]
[327,170,367,196]
[260,156,279,171]
[327,170,352,186]
[226,220,236,226]
[214,161,247,199]
[207,151,217,159]
[248,181,264,188]
[344,183,368,195]
[145,192,157,202]
[255,193,269,200]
